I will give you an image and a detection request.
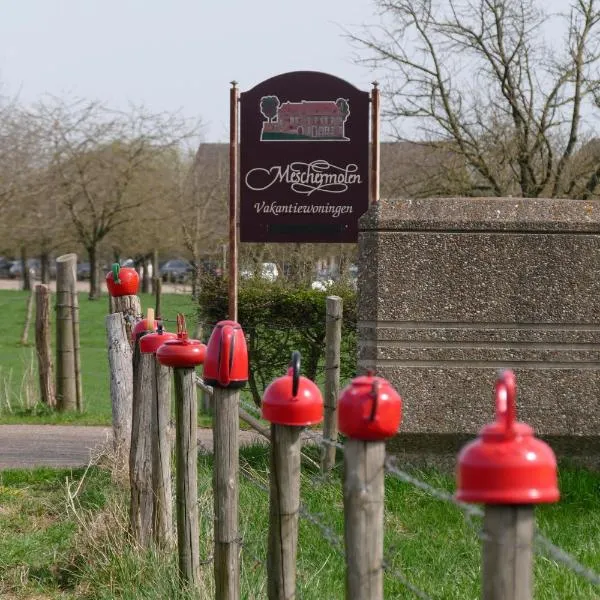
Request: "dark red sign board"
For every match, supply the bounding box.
[239,71,369,243]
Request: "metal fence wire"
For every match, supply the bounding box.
[196,382,600,598]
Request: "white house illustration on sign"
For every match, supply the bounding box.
[259,96,351,141]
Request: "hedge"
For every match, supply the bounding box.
[197,277,357,405]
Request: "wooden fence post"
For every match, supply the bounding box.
[129,341,154,547]
[56,254,78,411]
[456,370,559,600]
[213,386,241,600]
[109,295,141,345]
[322,295,342,474]
[105,312,133,460]
[21,290,35,345]
[71,272,83,412]
[151,352,174,548]
[35,284,55,407]
[193,323,211,415]
[343,439,385,600]
[482,506,534,600]
[174,367,200,586]
[267,423,302,600]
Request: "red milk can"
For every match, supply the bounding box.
[262,351,323,426]
[203,320,248,388]
[456,370,559,504]
[338,371,403,441]
[139,326,177,354]
[156,314,206,368]
[106,262,139,297]
[131,317,159,343]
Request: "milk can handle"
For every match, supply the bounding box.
[369,379,380,422]
[495,370,517,434]
[291,351,301,397]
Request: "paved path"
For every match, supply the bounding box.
[0,425,265,469]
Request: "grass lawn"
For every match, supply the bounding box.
[1,449,599,599]
[0,289,200,425]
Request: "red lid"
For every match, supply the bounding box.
[139,330,177,354]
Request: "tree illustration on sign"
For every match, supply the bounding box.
[336,98,350,121]
[260,96,280,122]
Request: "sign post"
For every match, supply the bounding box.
[229,81,239,321]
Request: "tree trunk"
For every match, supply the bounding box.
[191,259,200,300]
[40,251,51,284]
[151,249,159,294]
[88,245,99,300]
[141,257,151,294]
[21,246,31,291]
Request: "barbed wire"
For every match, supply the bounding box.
[534,532,600,588]
[240,447,435,599]
[244,421,600,591]
[4,288,600,591]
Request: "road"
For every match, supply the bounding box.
[0,425,265,469]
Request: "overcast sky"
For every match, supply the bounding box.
[0,0,583,143]
[0,0,383,142]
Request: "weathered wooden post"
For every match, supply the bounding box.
[262,351,324,600]
[339,372,403,600]
[21,289,35,345]
[106,313,133,460]
[71,272,82,413]
[321,295,342,474]
[56,253,79,411]
[107,262,141,344]
[157,315,206,587]
[35,284,55,407]
[204,320,249,600]
[106,262,140,459]
[139,325,178,548]
[129,311,157,548]
[456,371,559,600]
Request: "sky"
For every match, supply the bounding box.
[0,0,584,143]
[0,0,383,142]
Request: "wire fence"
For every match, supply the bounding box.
[3,285,600,595]
[228,388,600,597]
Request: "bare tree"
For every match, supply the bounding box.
[0,102,72,288]
[352,0,600,198]
[180,143,229,294]
[33,98,199,299]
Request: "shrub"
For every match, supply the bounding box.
[197,277,357,405]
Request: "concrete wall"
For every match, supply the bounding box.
[358,197,600,462]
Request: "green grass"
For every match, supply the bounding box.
[0,289,200,425]
[1,449,599,599]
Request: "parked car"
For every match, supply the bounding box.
[0,257,13,278]
[240,262,279,282]
[311,278,335,291]
[9,259,40,280]
[77,262,91,280]
[159,259,193,283]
